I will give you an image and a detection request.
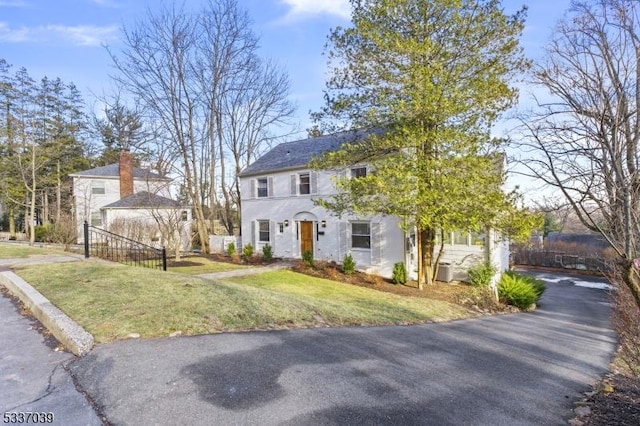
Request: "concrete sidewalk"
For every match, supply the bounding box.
[195,260,296,280]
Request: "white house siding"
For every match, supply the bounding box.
[73,176,170,243]
[240,169,406,278]
[102,207,192,250]
[241,168,509,282]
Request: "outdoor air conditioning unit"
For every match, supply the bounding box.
[437,262,453,283]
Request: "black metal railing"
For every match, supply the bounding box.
[83,222,167,271]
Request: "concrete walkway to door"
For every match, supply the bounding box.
[194,260,297,280]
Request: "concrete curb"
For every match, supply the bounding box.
[0,270,94,356]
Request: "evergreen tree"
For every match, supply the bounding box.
[312,0,539,287]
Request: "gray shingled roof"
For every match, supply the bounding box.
[69,163,167,180]
[240,129,378,177]
[101,192,183,209]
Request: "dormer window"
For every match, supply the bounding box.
[351,166,367,179]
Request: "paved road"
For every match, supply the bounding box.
[66,270,615,425]
[0,288,102,426]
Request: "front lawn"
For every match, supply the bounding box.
[167,256,247,275]
[14,262,473,343]
[226,270,474,325]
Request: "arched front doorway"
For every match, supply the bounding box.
[293,211,318,257]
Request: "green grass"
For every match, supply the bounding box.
[167,256,247,275]
[15,262,473,343]
[226,270,471,325]
[0,242,67,259]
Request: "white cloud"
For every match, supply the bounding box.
[279,0,351,22]
[0,22,119,46]
[47,24,119,46]
[0,22,30,42]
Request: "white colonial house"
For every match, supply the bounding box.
[239,130,509,281]
[69,151,192,249]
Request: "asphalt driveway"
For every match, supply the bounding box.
[67,270,616,425]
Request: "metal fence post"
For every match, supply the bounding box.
[162,247,167,271]
[84,221,90,259]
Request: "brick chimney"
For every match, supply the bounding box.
[119,151,134,199]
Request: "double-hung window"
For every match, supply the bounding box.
[90,211,103,227]
[299,173,310,195]
[351,222,371,249]
[257,178,268,197]
[258,220,270,242]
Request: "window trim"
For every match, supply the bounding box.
[351,221,371,249]
[299,173,310,195]
[91,180,105,195]
[90,211,103,227]
[258,220,270,242]
[257,178,268,198]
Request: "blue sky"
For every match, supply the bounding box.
[1,0,571,140]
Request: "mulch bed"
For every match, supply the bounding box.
[290,260,516,313]
[571,373,640,425]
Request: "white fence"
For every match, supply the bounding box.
[208,235,242,253]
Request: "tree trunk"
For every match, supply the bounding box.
[29,145,36,245]
[8,208,15,238]
[622,260,640,311]
[216,115,234,236]
[56,160,61,223]
[417,227,437,289]
[42,189,49,225]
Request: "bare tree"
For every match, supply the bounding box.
[514,0,640,307]
[110,3,211,252]
[196,0,294,235]
[109,0,295,248]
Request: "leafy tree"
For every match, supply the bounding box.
[0,59,23,237]
[91,92,151,166]
[312,0,537,288]
[0,60,90,241]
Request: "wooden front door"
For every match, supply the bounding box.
[300,221,313,255]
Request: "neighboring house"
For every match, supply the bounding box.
[70,151,191,249]
[239,130,509,281]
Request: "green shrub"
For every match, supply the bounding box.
[34,224,52,242]
[467,261,497,287]
[262,244,273,261]
[498,273,538,310]
[504,270,546,299]
[302,250,314,267]
[226,242,236,257]
[342,253,356,275]
[242,243,254,260]
[392,262,407,284]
